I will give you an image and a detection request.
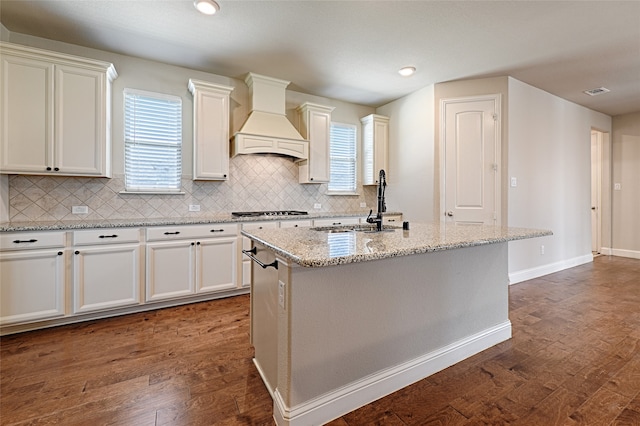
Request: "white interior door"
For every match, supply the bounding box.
[442,95,500,225]
[591,130,602,253]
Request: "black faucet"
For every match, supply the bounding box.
[366,169,387,232]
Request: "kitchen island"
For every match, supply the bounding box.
[242,222,551,426]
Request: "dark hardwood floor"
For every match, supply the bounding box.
[1,255,639,425]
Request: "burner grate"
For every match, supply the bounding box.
[231,210,308,217]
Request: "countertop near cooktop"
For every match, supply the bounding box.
[242,222,552,268]
[0,211,401,232]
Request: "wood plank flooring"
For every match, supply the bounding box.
[1,255,639,425]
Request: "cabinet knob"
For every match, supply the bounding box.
[54,167,60,171]
[58,251,63,256]
[191,242,195,246]
[46,167,52,171]
[196,242,201,245]
[310,177,314,181]
[223,174,227,178]
[74,250,80,255]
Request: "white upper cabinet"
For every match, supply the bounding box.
[188,79,234,180]
[0,42,117,177]
[361,114,389,185]
[296,102,334,183]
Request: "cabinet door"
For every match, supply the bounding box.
[146,241,195,302]
[0,249,65,325]
[55,65,108,176]
[0,54,54,173]
[196,237,238,293]
[73,244,141,313]
[297,103,333,183]
[189,80,233,180]
[361,114,389,185]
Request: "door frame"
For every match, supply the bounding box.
[591,129,603,254]
[439,94,502,225]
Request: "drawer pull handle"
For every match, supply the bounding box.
[99,234,118,239]
[13,239,37,244]
[210,229,225,233]
[332,222,341,226]
[164,231,181,235]
[388,219,396,222]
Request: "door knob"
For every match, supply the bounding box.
[446,211,454,217]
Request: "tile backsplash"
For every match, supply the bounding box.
[8,155,376,222]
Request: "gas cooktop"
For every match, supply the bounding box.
[231,210,308,217]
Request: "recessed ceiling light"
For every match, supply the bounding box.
[583,87,610,96]
[398,66,416,77]
[194,0,219,15]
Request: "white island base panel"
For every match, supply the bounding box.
[254,242,512,426]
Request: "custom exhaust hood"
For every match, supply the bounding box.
[231,73,309,160]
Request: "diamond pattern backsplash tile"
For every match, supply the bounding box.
[8,155,377,222]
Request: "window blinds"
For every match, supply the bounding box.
[329,123,357,193]
[124,89,182,192]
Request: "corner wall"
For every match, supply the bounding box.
[611,111,640,258]
[376,85,435,222]
[507,77,611,282]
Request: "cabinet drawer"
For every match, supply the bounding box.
[313,217,361,227]
[0,231,66,251]
[242,222,279,231]
[146,223,238,241]
[279,219,313,228]
[73,228,141,245]
[383,215,403,225]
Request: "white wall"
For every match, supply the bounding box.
[376,85,435,222]
[611,111,640,257]
[507,77,611,282]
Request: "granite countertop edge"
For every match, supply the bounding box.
[243,226,553,268]
[0,211,402,232]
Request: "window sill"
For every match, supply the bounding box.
[119,190,185,195]
[326,191,360,196]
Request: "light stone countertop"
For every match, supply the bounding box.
[242,222,553,267]
[0,211,401,232]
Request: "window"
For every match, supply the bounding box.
[124,89,182,192]
[328,123,357,193]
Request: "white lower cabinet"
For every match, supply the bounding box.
[146,223,238,302]
[0,232,66,325]
[72,228,142,314]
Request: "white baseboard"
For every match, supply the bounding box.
[508,254,594,285]
[272,321,512,426]
[609,248,640,260]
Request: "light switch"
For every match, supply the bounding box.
[614,183,621,190]
[510,177,517,187]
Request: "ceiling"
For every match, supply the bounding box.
[1,0,639,116]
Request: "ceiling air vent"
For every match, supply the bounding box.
[583,87,610,96]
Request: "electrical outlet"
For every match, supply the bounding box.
[540,245,545,255]
[510,177,517,187]
[614,183,621,190]
[278,280,285,309]
[313,203,321,209]
[360,202,367,208]
[72,206,89,214]
[189,204,200,212]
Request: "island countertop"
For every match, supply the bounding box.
[242,222,552,267]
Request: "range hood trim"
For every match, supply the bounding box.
[231,72,309,160]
